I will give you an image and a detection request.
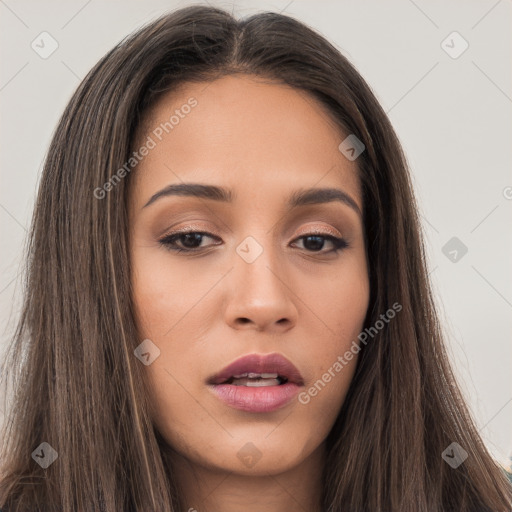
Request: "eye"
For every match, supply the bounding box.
[291,233,348,254]
[158,231,221,253]
[158,230,349,254]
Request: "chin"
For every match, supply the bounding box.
[182,430,322,476]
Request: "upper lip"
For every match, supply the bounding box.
[207,353,304,386]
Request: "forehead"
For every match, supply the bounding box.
[129,74,362,213]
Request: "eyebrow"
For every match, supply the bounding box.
[142,182,362,217]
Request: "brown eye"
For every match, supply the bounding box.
[158,230,348,255]
[159,231,221,252]
[292,234,348,254]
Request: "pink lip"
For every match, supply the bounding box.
[207,353,304,413]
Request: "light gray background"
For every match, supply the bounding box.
[1,0,511,468]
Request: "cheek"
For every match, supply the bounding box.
[294,256,368,410]
[296,249,370,343]
[130,246,213,341]
[294,322,362,440]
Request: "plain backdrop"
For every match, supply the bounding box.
[1,0,511,467]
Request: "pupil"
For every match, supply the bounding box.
[305,235,324,251]
[182,233,202,248]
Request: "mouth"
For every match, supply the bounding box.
[207,353,304,413]
[219,372,288,387]
[207,352,304,387]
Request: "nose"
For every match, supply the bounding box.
[223,238,299,332]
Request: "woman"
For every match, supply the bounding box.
[1,5,511,511]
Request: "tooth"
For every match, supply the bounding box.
[233,372,279,379]
[231,377,281,387]
[244,379,280,387]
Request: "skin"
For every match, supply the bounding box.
[128,74,370,512]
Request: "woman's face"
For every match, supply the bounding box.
[128,74,369,475]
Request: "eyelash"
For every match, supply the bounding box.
[158,230,349,255]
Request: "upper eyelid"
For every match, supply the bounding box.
[160,220,344,238]
[159,228,343,241]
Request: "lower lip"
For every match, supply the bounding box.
[209,382,301,413]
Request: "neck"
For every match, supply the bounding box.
[168,443,326,512]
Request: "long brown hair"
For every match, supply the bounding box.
[1,5,510,511]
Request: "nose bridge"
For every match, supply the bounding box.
[233,233,284,294]
[223,231,298,330]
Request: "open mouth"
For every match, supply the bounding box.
[207,353,304,413]
[207,353,304,387]
[222,372,288,387]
